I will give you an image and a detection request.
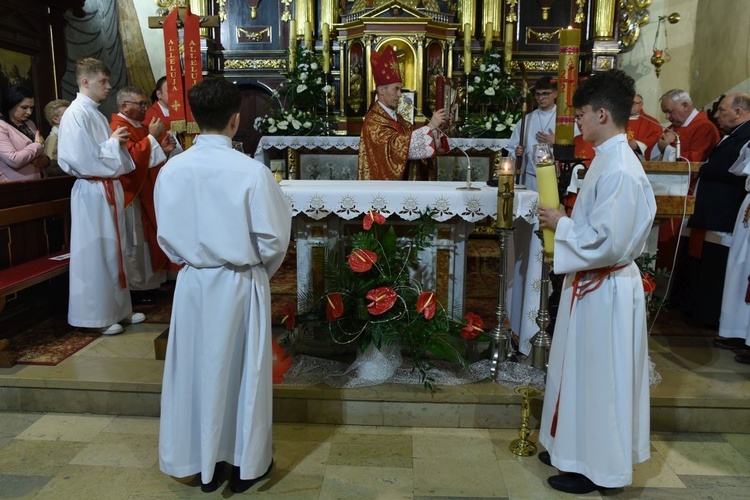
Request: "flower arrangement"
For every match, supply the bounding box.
[466,51,520,108]
[282,209,486,389]
[635,252,670,317]
[457,109,521,139]
[253,45,334,136]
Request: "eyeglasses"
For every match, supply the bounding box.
[124,101,149,108]
[535,91,554,98]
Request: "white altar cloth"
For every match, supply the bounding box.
[254,136,510,167]
[280,180,543,355]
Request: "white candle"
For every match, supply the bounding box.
[484,22,493,52]
[464,23,471,74]
[289,20,297,67]
[304,21,313,49]
[536,162,560,258]
[496,157,515,229]
[322,23,330,73]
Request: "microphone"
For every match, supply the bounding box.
[636,112,681,161]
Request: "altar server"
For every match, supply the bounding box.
[357,45,448,180]
[536,69,656,494]
[155,77,291,494]
[58,58,145,334]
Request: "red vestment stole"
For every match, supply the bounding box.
[110,114,170,273]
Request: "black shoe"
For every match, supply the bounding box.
[230,459,273,494]
[538,451,552,467]
[200,463,221,493]
[714,337,747,350]
[131,291,155,305]
[548,472,604,494]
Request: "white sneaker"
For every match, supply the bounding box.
[99,323,124,335]
[123,312,146,324]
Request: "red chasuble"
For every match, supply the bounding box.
[645,110,720,162]
[358,102,414,180]
[110,114,170,273]
[627,111,663,154]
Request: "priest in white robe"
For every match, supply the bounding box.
[537,69,656,494]
[57,58,143,334]
[155,78,292,494]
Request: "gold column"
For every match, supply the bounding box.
[364,36,373,109]
[321,0,337,28]
[416,35,425,114]
[482,0,501,37]
[189,0,209,38]
[295,0,314,37]
[594,0,616,40]
[459,0,476,36]
[447,39,454,78]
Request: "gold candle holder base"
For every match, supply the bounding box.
[509,385,542,456]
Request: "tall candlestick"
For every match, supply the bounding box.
[289,19,297,67]
[536,162,559,258]
[484,22,494,52]
[322,22,330,73]
[555,27,580,150]
[496,157,515,229]
[463,23,472,74]
[304,20,313,49]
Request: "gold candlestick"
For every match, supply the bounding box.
[510,385,542,456]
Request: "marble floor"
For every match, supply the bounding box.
[2,311,750,498]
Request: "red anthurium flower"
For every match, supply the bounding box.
[366,286,398,315]
[363,209,386,230]
[460,312,484,340]
[348,248,378,273]
[280,304,296,332]
[326,293,344,321]
[417,291,436,320]
[641,273,656,294]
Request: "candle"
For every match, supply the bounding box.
[536,162,560,258]
[496,157,515,229]
[435,75,444,110]
[304,20,313,49]
[504,22,513,73]
[289,20,297,67]
[322,23,330,73]
[484,22,493,52]
[463,23,471,74]
[555,27,580,148]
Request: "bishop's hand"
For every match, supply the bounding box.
[428,108,447,131]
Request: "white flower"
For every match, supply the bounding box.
[495,123,506,132]
[316,77,322,84]
[467,85,474,93]
[269,117,276,125]
[485,121,491,129]
[299,73,308,81]
[268,125,278,133]
[506,117,514,125]
[311,62,318,70]
[323,85,332,93]
[474,76,481,83]
[292,119,302,130]
[303,121,312,128]
[296,84,308,93]
[484,88,496,96]
[277,121,288,130]
[492,78,499,86]
[479,64,486,72]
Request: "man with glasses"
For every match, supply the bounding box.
[506,76,558,191]
[110,86,180,304]
[627,94,662,159]
[647,89,720,162]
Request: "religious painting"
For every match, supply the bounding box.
[398,91,415,124]
[437,156,491,182]
[0,47,35,105]
[299,154,358,180]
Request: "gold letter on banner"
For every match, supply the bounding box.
[163,8,186,133]
[183,5,204,134]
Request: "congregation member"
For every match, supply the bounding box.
[627,93,662,159]
[0,85,49,182]
[506,76,558,191]
[42,98,70,177]
[648,89,720,162]
[717,143,750,363]
[357,45,447,180]
[58,58,145,334]
[536,69,656,495]
[155,77,291,493]
[683,93,750,331]
[110,86,179,305]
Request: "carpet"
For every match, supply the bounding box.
[10,317,100,366]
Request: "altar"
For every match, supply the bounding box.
[255,136,510,182]
[279,180,542,355]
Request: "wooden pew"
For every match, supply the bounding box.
[0,177,74,367]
